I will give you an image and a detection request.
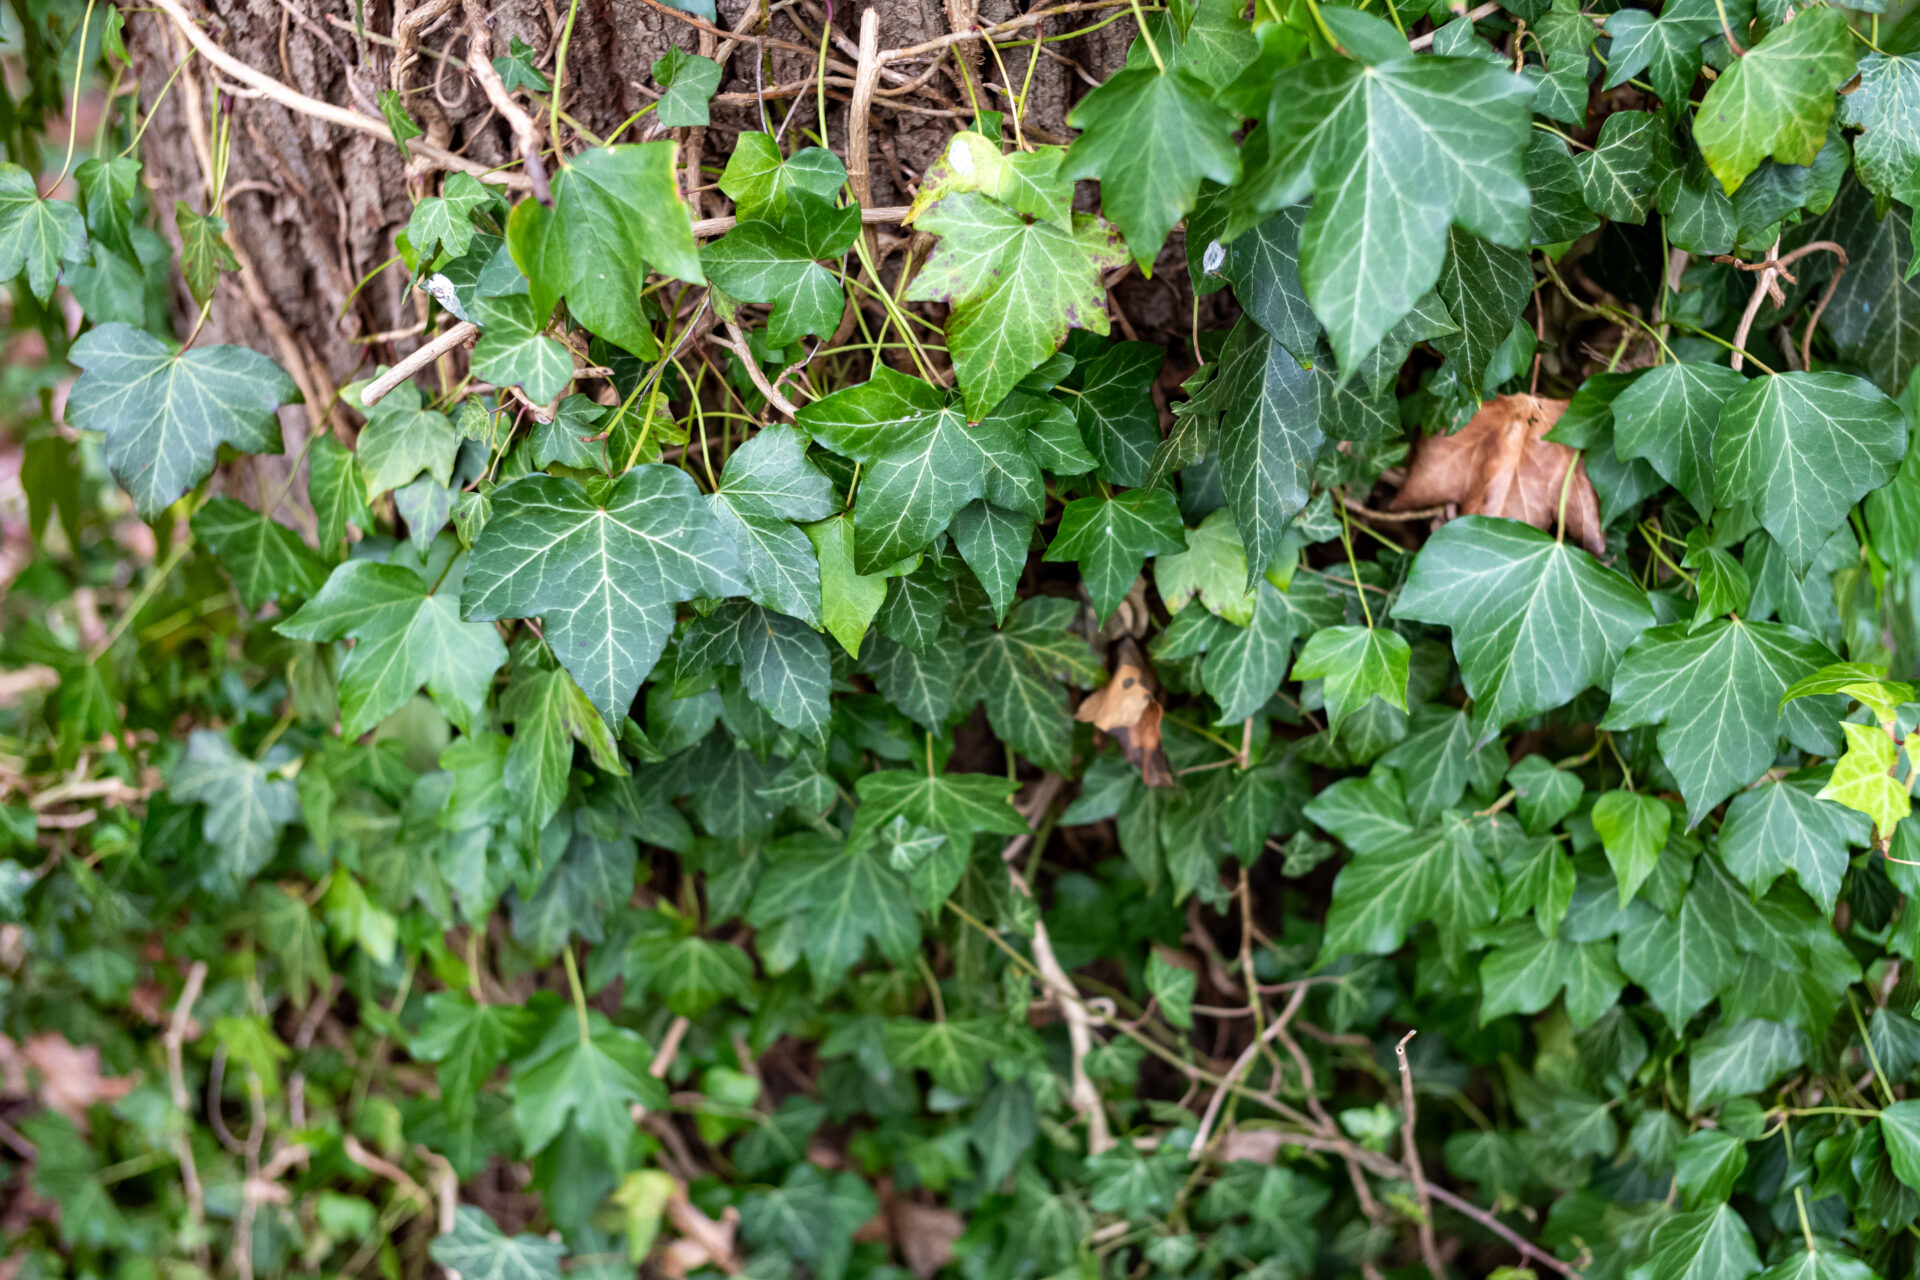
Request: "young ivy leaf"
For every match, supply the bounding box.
[719,133,846,223]
[378,88,425,159]
[491,36,550,94]
[173,202,237,306]
[67,322,300,518]
[470,292,573,405]
[1394,516,1654,738]
[1063,64,1242,271]
[746,837,922,992]
[1695,6,1859,194]
[652,47,723,128]
[1817,722,1911,841]
[1601,6,1718,108]
[430,1207,565,1280]
[1319,813,1496,964]
[702,192,860,347]
[0,164,87,303]
[279,556,508,738]
[905,192,1128,418]
[906,131,1073,226]
[1590,790,1671,907]
[1292,625,1410,733]
[408,172,497,265]
[355,379,460,497]
[1719,769,1870,914]
[1247,53,1533,372]
[462,465,745,725]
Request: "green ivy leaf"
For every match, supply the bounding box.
[411,993,538,1118]
[471,292,573,404]
[703,195,858,347]
[710,422,836,626]
[67,322,299,518]
[408,172,497,264]
[1842,53,1920,203]
[1320,813,1495,962]
[356,380,460,497]
[0,163,87,301]
[1720,770,1870,914]
[171,730,300,891]
[510,1012,666,1167]
[310,434,371,546]
[1478,929,1625,1028]
[1577,110,1665,225]
[1611,362,1745,520]
[191,496,327,610]
[905,193,1128,417]
[652,46,723,128]
[1714,371,1905,574]
[1395,516,1654,737]
[463,466,744,724]
[1045,488,1186,621]
[1603,619,1838,824]
[1068,336,1166,487]
[1602,6,1718,107]
[1617,880,1741,1033]
[1292,625,1409,733]
[1433,229,1533,398]
[1696,7,1858,193]
[1688,1018,1808,1110]
[1063,66,1242,270]
[431,1207,565,1280]
[748,836,922,990]
[1250,54,1533,371]
[492,36,550,93]
[908,132,1073,225]
[720,133,846,223]
[174,202,237,306]
[280,556,507,737]
[378,88,424,158]
[1635,1204,1760,1280]
[1590,790,1672,907]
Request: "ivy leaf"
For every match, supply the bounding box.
[797,365,984,573]
[1806,184,1920,399]
[861,637,959,733]
[1046,488,1187,621]
[1320,813,1496,962]
[905,193,1128,417]
[378,88,424,159]
[952,500,1034,620]
[309,434,371,546]
[1611,362,1746,520]
[1617,884,1741,1034]
[1720,769,1870,913]
[430,1207,565,1280]
[748,837,922,991]
[1881,1099,1920,1191]
[683,600,831,742]
[1841,53,1920,203]
[1068,335,1166,487]
[883,1017,1008,1094]
[1603,619,1839,825]
[1433,229,1533,398]
[1157,507,1257,625]
[959,596,1103,771]
[408,172,495,264]
[1527,131,1600,246]
[1577,110,1665,225]
[1696,7,1858,194]
[174,202,237,306]
[502,664,624,832]
[171,730,299,890]
[1251,54,1534,371]
[1817,722,1911,839]
[1590,790,1672,907]
[627,932,754,1017]
[908,132,1073,225]
[491,36,550,93]
[356,380,459,497]
[280,557,507,737]
[652,47,722,128]
[1478,930,1626,1028]
[720,133,846,223]
[510,1012,666,1167]
[1293,625,1409,733]
[0,164,87,301]
[191,497,326,610]
[703,198,858,347]
[1602,7,1716,107]
[1395,516,1654,737]
[463,466,744,724]
[1204,579,1335,725]
[471,292,573,404]
[1688,1018,1810,1109]
[739,1165,878,1280]
[1220,204,1317,358]
[1146,951,1197,1029]
[710,422,836,625]
[67,322,300,518]
[1635,1205,1760,1280]
[1063,67,1242,270]
[1508,754,1584,835]
[411,993,538,1118]
[805,514,913,657]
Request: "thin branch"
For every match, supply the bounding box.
[164,962,210,1268]
[716,319,802,419]
[689,204,910,239]
[1396,1031,1445,1280]
[1189,985,1308,1158]
[1405,0,1501,48]
[361,321,479,407]
[461,0,552,204]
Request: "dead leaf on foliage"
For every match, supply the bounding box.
[0,1032,136,1129]
[1390,394,1605,555]
[890,1200,964,1280]
[1216,1127,1288,1164]
[659,1185,741,1278]
[1076,637,1172,786]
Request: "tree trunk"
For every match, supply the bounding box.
[121,0,1143,425]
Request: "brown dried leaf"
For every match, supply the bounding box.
[660,1183,740,1277]
[1390,394,1605,555]
[1076,638,1173,786]
[5,1032,137,1128]
[890,1200,964,1280]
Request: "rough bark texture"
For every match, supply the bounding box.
[123,0,1201,438]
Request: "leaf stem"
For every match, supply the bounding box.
[549,0,583,158]
[561,944,591,1046]
[1335,490,1375,628]
[1128,0,1167,73]
[49,0,96,196]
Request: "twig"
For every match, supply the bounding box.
[651,1016,691,1078]
[164,962,210,1267]
[716,319,801,419]
[883,1,1139,62]
[343,1134,433,1208]
[362,321,479,407]
[461,0,552,204]
[233,1070,268,1280]
[689,204,909,239]
[1406,0,1500,48]
[1727,240,1846,374]
[1396,1031,1445,1280]
[145,0,529,190]
[1343,496,1448,523]
[1189,985,1307,1158]
[847,9,883,266]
